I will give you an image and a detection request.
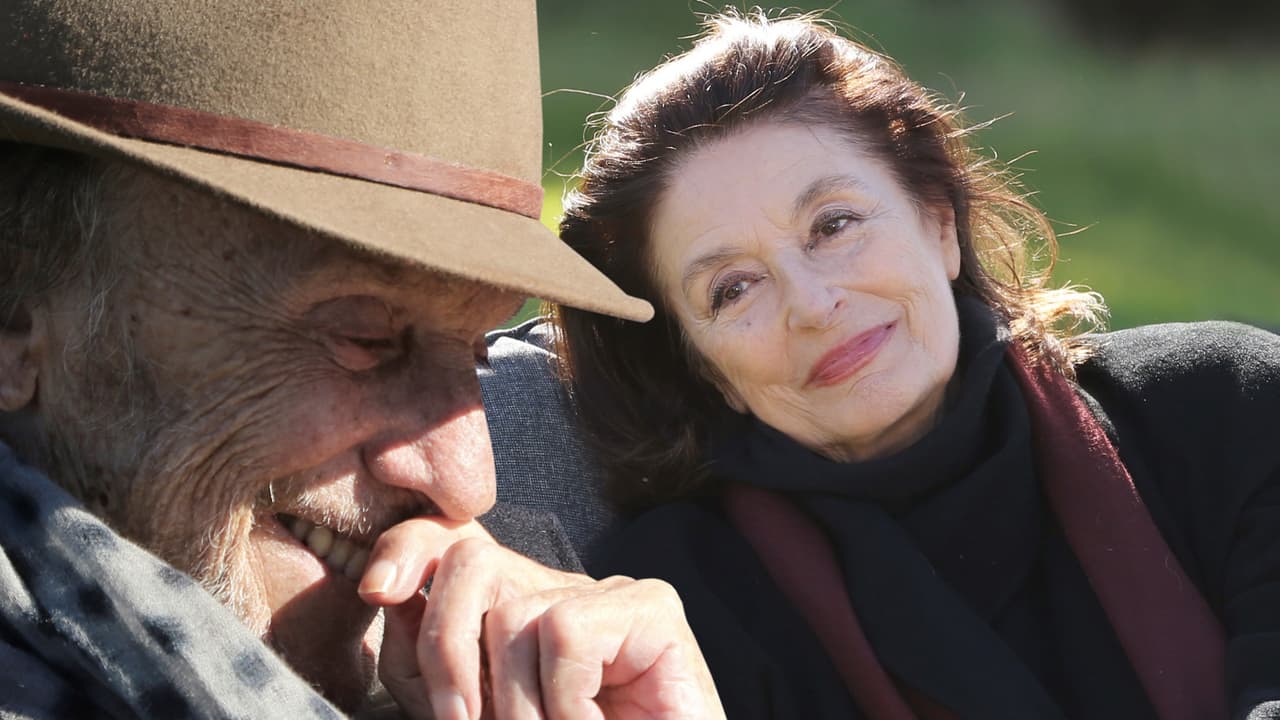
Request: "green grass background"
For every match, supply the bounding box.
[519,0,1279,331]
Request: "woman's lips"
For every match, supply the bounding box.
[806,322,895,388]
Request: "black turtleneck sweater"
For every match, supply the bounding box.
[591,309,1280,720]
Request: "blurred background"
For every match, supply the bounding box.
[530,0,1280,331]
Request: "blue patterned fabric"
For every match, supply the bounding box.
[0,442,343,719]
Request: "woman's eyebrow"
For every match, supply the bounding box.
[792,174,868,223]
[682,247,742,296]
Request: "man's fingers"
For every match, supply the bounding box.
[483,584,615,720]
[538,578,723,720]
[363,520,693,720]
[484,593,546,720]
[416,537,501,720]
[378,593,434,719]
[358,516,492,604]
[361,517,495,719]
[417,539,593,720]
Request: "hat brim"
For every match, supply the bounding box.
[0,93,654,322]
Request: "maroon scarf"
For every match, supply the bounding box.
[724,347,1226,719]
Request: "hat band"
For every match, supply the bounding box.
[0,81,544,219]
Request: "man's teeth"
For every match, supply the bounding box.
[287,517,370,581]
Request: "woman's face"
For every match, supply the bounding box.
[650,121,963,462]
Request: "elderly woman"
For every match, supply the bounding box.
[553,13,1280,720]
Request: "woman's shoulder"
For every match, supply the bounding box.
[1075,322,1280,585]
[1074,320,1280,482]
[1078,320,1280,396]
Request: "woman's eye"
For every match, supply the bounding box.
[710,276,753,315]
[820,217,849,235]
[810,211,860,248]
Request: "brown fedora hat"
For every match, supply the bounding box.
[0,0,653,322]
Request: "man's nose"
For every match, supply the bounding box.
[361,374,497,521]
[783,268,842,331]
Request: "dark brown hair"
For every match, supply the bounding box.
[554,12,1104,510]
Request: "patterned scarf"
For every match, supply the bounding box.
[0,442,346,718]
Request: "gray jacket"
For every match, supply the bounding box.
[480,318,618,567]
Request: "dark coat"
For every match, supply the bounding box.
[566,321,1280,719]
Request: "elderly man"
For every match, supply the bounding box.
[0,1,722,718]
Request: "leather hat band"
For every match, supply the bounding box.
[0,81,544,219]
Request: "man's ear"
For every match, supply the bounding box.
[0,304,44,412]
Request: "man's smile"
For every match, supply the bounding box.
[278,513,371,581]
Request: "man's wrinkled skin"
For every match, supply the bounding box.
[0,166,725,718]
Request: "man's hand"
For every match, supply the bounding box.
[358,518,725,720]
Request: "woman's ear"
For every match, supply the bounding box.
[692,352,748,414]
[936,204,961,281]
[721,387,748,414]
[707,369,748,414]
[0,304,45,412]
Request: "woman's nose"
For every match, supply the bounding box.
[361,368,497,521]
[784,270,842,331]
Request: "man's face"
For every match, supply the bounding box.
[30,167,523,710]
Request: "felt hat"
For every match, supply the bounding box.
[0,0,653,321]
